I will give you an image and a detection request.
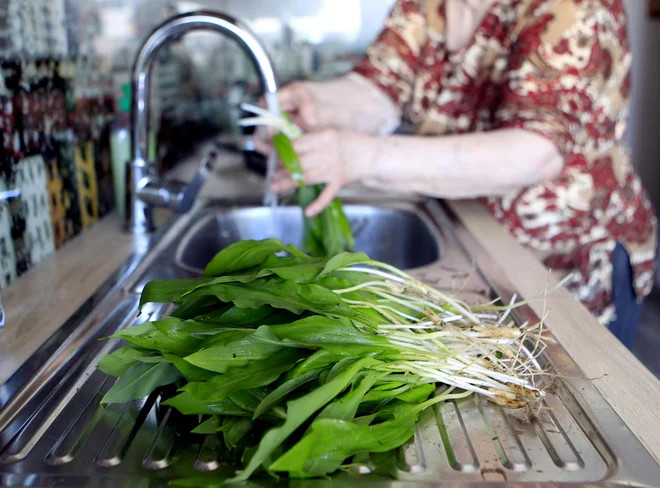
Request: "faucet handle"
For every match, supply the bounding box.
[177,150,217,213]
[137,151,218,214]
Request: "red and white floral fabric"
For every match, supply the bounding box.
[354,0,657,323]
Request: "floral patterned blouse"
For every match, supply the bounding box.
[354,0,657,324]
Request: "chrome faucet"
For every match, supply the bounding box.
[126,11,280,234]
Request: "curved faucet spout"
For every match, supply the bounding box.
[127,11,280,234]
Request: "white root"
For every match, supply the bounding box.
[331,265,555,408]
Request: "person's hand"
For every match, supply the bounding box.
[254,82,320,154]
[271,130,378,217]
[278,82,320,131]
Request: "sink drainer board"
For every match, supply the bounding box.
[0,200,658,487]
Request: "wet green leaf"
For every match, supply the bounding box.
[171,296,228,320]
[198,329,255,348]
[184,327,285,373]
[204,239,306,277]
[226,356,379,483]
[191,416,221,434]
[318,252,369,279]
[180,348,305,403]
[221,417,254,450]
[162,391,249,417]
[110,320,203,356]
[270,316,393,354]
[270,407,418,478]
[254,369,323,420]
[193,303,275,326]
[332,198,355,251]
[321,201,345,257]
[102,362,181,404]
[286,349,345,380]
[227,389,268,413]
[97,346,164,377]
[162,353,215,382]
[318,372,382,421]
[183,278,355,318]
[298,186,325,257]
[273,133,304,186]
[362,383,435,405]
[140,278,213,307]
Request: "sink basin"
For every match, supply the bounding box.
[176,205,442,273]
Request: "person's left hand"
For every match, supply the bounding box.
[271,129,377,217]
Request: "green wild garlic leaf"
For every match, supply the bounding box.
[102,362,181,404]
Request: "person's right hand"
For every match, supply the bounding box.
[254,82,320,154]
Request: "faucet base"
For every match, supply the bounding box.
[126,160,156,235]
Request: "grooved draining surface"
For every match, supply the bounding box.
[0,334,610,486]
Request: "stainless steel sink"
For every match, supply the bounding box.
[176,205,442,273]
[0,199,658,487]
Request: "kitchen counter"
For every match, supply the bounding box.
[2,148,660,470]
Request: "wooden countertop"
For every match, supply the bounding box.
[1,183,659,465]
[0,215,139,383]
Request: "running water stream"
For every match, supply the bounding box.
[263,91,281,208]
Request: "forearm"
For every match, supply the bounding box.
[358,129,564,198]
[308,74,401,135]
